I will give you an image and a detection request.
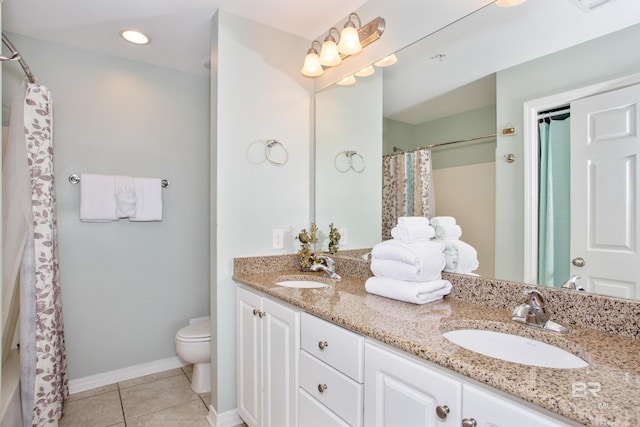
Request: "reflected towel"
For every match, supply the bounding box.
[79,174,117,222]
[430,216,456,227]
[365,277,452,304]
[434,224,462,239]
[391,224,435,242]
[115,175,136,218]
[442,239,479,274]
[130,178,163,221]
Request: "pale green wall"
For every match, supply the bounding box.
[316,73,383,249]
[2,33,210,380]
[495,23,640,282]
[211,11,313,414]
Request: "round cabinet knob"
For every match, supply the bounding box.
[435,405,450,419]
[252,309,259,316]
[462,418,478,427]
[317,384,327,393]
[258,311,265,318]
[572,257,586,267]
[318,341,329,350]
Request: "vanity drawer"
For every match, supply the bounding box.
[300,350,363,427]
[299,388,351,427]
[301,312,364,382]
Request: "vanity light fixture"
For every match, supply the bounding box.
[319,28,342,66]
[495,0,527,6]
[374,54,397,67]
[301,13,385,78]
[120,29,151,45]
[354,65,375,77]
[336,75,356,86]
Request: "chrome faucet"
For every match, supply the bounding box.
[512,289,568,333]
[561,275,585,291]
[310,255,341,280]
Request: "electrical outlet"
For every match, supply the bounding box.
[339,227,348,245]
[272,229,284,249]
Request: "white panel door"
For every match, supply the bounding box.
[571,84,640,298]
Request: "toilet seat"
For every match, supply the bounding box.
[176,321,210,343]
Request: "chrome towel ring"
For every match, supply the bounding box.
[334,150,365,173]
[265,139,288,166]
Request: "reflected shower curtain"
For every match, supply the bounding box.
[382,148,434,240]
[18,83,69,426]
[538,115,571,287]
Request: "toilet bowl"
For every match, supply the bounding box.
[175,320,211,393]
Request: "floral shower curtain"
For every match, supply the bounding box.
[382,148,434,240]
[20,82,68,427]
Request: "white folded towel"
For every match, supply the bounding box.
[372,239,445,265]
[365,277,452,304]
[430,216,456,227]
[442,239,479,274]
[391,225,435,242]
[397,216,430,227]
[115,175,136,218]
[434,224,462,240]
[130,178,163,221]
[370,258,444,282]
[79,174,118,222]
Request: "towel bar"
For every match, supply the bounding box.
[68,174,169,188]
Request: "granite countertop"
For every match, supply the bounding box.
[233,257,640,427]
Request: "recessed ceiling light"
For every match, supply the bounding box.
[120,30,151,45]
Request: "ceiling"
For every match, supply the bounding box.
[3,0,640,124]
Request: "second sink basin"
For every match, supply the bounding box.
[442,329,588,369]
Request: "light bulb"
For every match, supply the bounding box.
[301,48,324,77]
[337,24,362,55]
[319,36,342,66]
[495,0,527,6]
[120,29,151,45]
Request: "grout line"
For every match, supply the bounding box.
[117,383,128,426]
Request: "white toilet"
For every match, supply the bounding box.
[175,320,211,393]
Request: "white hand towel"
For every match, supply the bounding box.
[371,239,445,265]
[115,175,136,218]
[130,177,163,221]
[434,224,462,239]
[365,277,452,304]
[442,239,479,274]
[391,225,435,242]
[397,216,430,227]
[430,216,456,227]
[79,174,117,222]
[370,258,444,282]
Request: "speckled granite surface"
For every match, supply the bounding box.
[233,254,640,427]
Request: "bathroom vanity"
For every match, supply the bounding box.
[233,254,640,427]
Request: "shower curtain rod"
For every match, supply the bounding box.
[388,133,497,156]
[1,32,37,83]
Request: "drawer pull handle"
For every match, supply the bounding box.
[436,405,450,419]
[318,341,329,350]
[462,418,477,427]
[317,384,328,393]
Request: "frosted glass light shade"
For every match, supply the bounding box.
[337,25,362,55]
[301,50,324,77]
[319,38,342,66]
[120,29,151,45]
[495,0,526,6]
[336,75,356,86]
[354,65,375,77]
[374,54,397,67]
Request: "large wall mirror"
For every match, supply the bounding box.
[315,0,640,299]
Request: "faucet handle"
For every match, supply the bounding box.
[523,289,549,323]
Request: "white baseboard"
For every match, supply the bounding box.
[207,405,243,427]
[68,356,187,395]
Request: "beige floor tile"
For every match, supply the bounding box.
[120,373,199,419]
[59,390,124,427]
[125,399,210,427]
[199,392,211,408]
[118,367,185,389]
[65,383,118,402]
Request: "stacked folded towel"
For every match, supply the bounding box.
[367,217,451,304]
[430,216,479,274]
[80,173,163,222]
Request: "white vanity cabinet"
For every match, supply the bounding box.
[364,341,462,427]
[236,286,300,427]
[298,312,365,426]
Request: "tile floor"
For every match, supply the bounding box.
[59,365,247,427]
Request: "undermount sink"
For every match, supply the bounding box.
[442,329,588,369]
[274,276,331,289]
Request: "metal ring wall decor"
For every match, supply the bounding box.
[334,150,366,173]
[265,139,289,166]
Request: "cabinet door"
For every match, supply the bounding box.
[262,297,300,427]
[462,384,573,427]
[299,389,351,427]
[364,342,461,427]
[237,287,263,427]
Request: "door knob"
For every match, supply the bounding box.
[572,257,586,267]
